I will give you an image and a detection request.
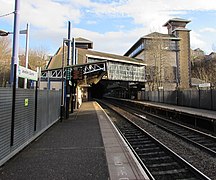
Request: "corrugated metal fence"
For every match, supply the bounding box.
[138,89,216,110]
[0,87,61,166]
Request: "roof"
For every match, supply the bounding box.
[124,32,179,56]
[75,37,93,44]
[143,32,178,39]
[75,37,93,49]
[47,46,145,69]
[78,48,145,65]
[172,27,191,32]
[163,18,191,26]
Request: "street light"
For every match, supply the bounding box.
[0,25,30,88]
[0,30,10,36]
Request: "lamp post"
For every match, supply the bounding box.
[24,23,30,89]
[11,0,20,88]
[0,26,30,88]
[10,0,20,146]
[0,30,10,36]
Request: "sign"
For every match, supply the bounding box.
[24,98,29,107]
[72,68,83,80]
[18,66,38,81]
[198,83,211,88]
[66,68,72,80]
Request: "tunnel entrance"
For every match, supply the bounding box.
[89,81,107,99]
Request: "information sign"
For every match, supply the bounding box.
[18,66,38,81]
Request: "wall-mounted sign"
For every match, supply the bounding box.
[24,98,29,107]
[18,66,38,81]
[198,83,211,88]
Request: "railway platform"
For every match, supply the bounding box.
[109,97,216,120]
[0,101,148,180]
[137,100,216,120]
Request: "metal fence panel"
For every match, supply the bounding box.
[148,91,153,101]
[164,91,177,105]
[180,90,192,107]
[36,90,61,132]
[0,87,61,165]
[144,89,214,110]
[37,90,49,131]
[144,91,149,101]
[200,90,211,110]
[213,90,216,110]
[149,91,158,102]
[158,91,163,103]
[49,90,60,124]
[12,89,35,150]
[190,90,199,108]
[0,88,12,160]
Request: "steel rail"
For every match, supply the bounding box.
[134,112,216,156]
[100,101,211,180]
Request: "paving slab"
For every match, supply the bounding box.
[0,101,150,180]
[0,101,109,180]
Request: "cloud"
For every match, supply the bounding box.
[190,31,206,50]
[73,26,148,55]
[21,0,82,28]
[1,0,216,55]
[86,20,97,25]
[88,0,216,23]
[200,27,216,33]
[190,30,216,54]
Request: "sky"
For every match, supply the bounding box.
[1,0,216,56]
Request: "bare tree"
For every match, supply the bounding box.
[0,37,11,87]
[19,47,49,71]
[18,47,49,88]
[144,33,175,91]
[191,57,216,87]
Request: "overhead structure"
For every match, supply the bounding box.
[41,41,146,87]
[39,37,146,117]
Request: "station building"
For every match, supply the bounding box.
[124,18,191,91]
[42,18,192,107]
[42,37,146,107]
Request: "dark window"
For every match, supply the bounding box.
[129,43,144,57]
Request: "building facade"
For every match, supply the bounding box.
[124,18,191,91]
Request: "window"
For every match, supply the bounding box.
[129,43,144,57]
[163,40,177,51]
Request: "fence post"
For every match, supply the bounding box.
[198,87,201,108]
[10,64,17,146]
[34,81,38,131]
[210,86,213,110]
[163,89,164,103]
[176,89,179,105]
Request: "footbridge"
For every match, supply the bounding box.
[40,48,146,88]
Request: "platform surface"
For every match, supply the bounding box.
[0,101,148,180]
[120,98,216,120]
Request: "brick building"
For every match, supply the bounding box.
[124,18,191,90]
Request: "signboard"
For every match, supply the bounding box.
[198,83,211,88]
[24,98,29,107]
[18,66,38,81]
[72,68,83,80]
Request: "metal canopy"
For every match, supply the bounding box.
[41,61,106,80]
[41,56,146,83]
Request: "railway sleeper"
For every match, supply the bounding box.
[147,162,178,168]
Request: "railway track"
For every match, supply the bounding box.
[100,101,211,180]
[107,99,216,156]
[134,112,216,156]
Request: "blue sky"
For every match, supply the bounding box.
[1,0,216,56]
